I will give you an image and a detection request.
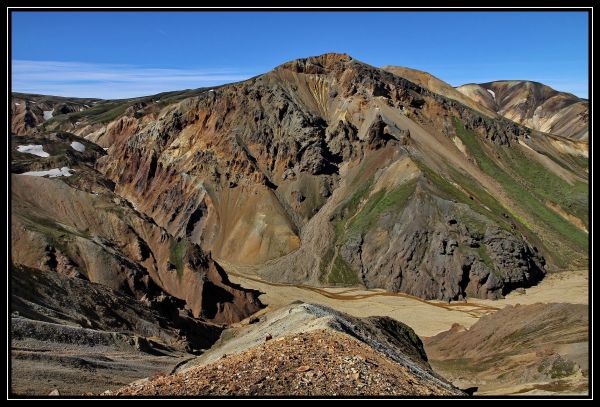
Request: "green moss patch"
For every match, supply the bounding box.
[344,179,417,239]
[327,254,360,285]
[169,239,188,277]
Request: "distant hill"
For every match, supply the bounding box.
[456,80,588,141]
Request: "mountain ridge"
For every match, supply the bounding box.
[9,52,589,396]
[10,54,592,300]
[456,80,588,140]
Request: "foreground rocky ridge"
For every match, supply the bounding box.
[109,303,464,396]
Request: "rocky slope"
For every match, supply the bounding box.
[11,132,263,324]
[108,303,464,396]
[456,81,588,141]
[10,132,265,394]
[382,66,499,119]
[12,53,588,303]
[423,302,589,395]
[11,264,217,395]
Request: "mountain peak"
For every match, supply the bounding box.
[274,52,355,73]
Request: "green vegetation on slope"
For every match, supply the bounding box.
[318,246,336,283]
[416,160,512,232]
[43,101,129,126]
[326,176,417,285]
[475,244,494,269]
[327,254,360,285]
[169,239,188,277]
[453,119,587,265]
[344,179,417,240]
[568,154,589,172]
[496,146,588,226]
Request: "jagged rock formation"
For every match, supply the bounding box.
[108,303,464,396]
[12,264,222,350]
[423,303,589,395]
[456,81,588,140]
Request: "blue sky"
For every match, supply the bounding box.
[11,11,589,99]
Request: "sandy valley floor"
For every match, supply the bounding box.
[224,262,588,337]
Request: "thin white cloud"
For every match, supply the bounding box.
[11,60,256,99]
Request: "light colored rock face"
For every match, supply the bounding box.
[456,81,588,140]
[186,303,430,371]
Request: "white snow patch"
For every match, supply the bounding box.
[43,110,54,120]
[80,108,84,111]
[208,89,215,92]
[103,147,109,151]
[70,141,86,152]
[487,89,496,99]
[15,102,21,106]
[16,144,50,157]
[21,167,73,178]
